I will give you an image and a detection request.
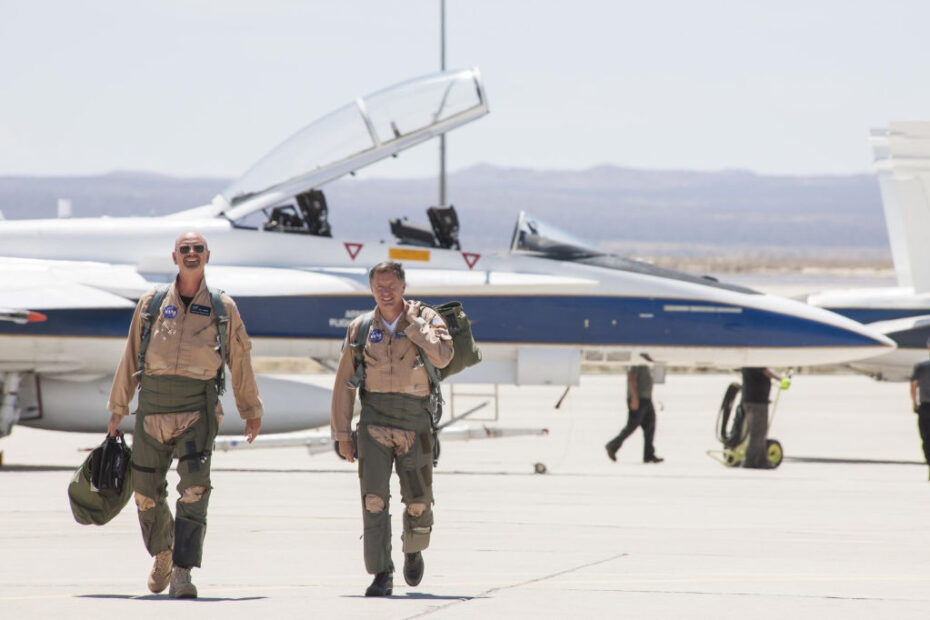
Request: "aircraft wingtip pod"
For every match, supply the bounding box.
[0,309,47,324]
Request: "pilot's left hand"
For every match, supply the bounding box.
[404,300,422,324]
[244,417,262,443]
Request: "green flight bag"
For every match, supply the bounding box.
[425,301,482,380]
[67,434,133,526]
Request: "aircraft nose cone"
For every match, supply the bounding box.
[733,294,897,367]
[859,328,896,349]
[825,311,896,349]
[790,299,897,363]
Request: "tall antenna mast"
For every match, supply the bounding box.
[438,0,447,207]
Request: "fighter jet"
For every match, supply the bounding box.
[0,68,894,445]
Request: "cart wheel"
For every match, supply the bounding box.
[766,439,783,468]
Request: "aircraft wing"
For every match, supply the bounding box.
[0,278,137,313]
[213,424,549,457]
[0,258,142,374]
[0,257,147,311]
[191,68,489,222]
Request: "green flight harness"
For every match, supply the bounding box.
[134,284,229,464]
[346,301,481,465]
[126,285,227,473]
[137,284,230,397]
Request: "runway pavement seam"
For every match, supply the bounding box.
[402,552,629,618]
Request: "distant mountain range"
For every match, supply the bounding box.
[0,165,888,261]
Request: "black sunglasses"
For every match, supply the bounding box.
[178,244,206,254]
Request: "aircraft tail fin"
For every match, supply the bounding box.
[878,123,930,294]
[870,130,912,288]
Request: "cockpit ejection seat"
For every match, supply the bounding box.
[389,205,461,249]
[296,189,332,237]
[427,205,460,250]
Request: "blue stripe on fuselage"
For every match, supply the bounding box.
[0,295,881,348]
[828,307,930,324]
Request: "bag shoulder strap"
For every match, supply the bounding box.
[415,304,442,385]
[415,304,444,425]
[208,287,229,395]
[346,311,374,390]
[136,284,171,376]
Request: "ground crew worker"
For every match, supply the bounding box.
[605,365,663,463]
[740,367,781,469]
[106,231,263,599]
[331,261,453,597]
[909,337,930,480]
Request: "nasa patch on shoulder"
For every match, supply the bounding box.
[163,305,178,319]
[430,317,443,326]
[369,328,384,343]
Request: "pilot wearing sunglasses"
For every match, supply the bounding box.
[106,231,263,599]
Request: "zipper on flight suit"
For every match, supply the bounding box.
[173,296,188,371]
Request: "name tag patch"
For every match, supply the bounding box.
[369,328,384,343]
[396,332,407,338]
[163,305,178,319]
[190,304,212,317]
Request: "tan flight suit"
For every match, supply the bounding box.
[108,278,262,568]
[331,304,453,575]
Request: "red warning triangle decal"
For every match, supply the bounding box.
[462,252,481,269]
[344,242,363,260]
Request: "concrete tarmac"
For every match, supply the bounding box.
[2,373,929,619]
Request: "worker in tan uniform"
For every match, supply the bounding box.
[106,231,263,599]
[331,260,453,597]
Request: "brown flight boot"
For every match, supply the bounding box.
[147,550,173,593]
[168,566,198,599]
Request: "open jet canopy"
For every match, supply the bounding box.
[207,68,488,223]
[510,211,604,259]
[510,211,758,294]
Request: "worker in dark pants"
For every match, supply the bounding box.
[740,367,782,469]
[605,365,663,463]
[909,337,930,480]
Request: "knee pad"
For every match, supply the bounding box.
[134,492,156,511]
[173,516,205,569]
[179,485,206,504]
[365,494,385,514]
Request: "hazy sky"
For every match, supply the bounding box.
[2,1,929,179]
